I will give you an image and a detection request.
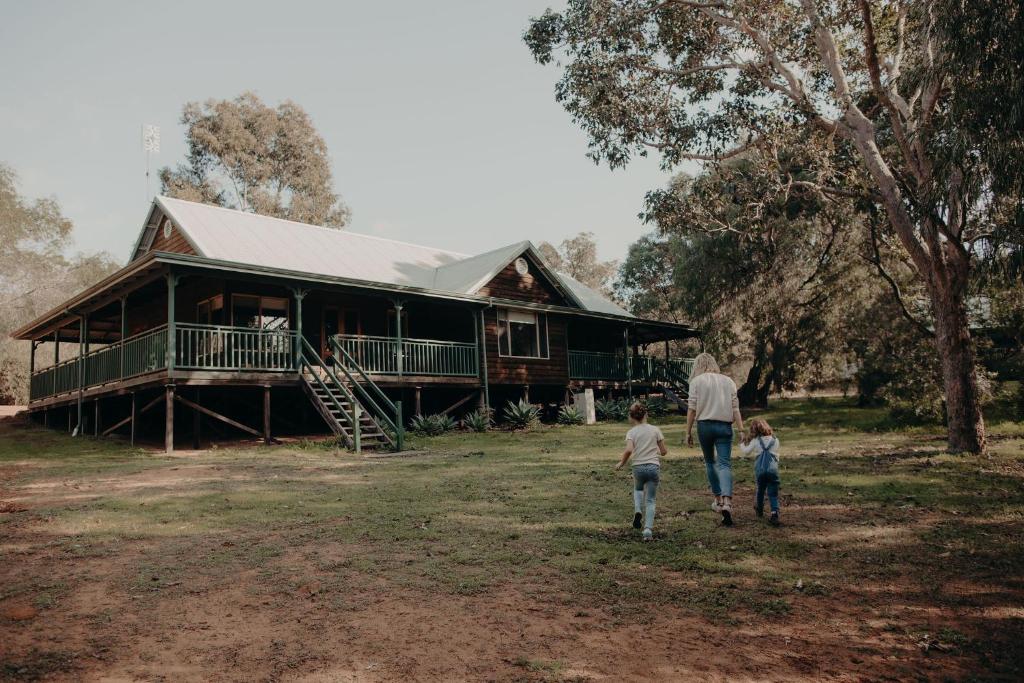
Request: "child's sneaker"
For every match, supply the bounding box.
[769,511,780,526]
[633,512,643,529]
[720,501,733,527]
[711,500,722,513]
[642,528,653,542]
[754,505,764,518]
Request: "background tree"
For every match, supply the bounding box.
[538,231,618,293]
[160,92,351,228]
[526,0,1024,453]
[0,165,118,403]
[619,136,866,407]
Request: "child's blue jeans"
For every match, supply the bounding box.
[755,471,780,513]
[632,464,659,530]
[697,420,733,497]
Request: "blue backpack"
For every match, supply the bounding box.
[754,437,779,476]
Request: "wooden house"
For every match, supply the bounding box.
[12,197,699,451]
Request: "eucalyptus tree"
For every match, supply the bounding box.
[538,231,619,293]
[526,0,1022,452]
[0,165,118,402]
[160,92,351,228]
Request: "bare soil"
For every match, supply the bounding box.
[2,406,1022,681]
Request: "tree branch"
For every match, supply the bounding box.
[866,212,935,338]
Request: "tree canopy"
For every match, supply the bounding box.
[160,92,351,228]
[526,0,1024,453]
[538,231,619,293]
[0,165,119,403]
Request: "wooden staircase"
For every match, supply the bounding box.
[299,337,403,452]
[302,373,392,450]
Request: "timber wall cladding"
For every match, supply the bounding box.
[485,310,569,386]
[477,258,567,306]
[148,221,196,256]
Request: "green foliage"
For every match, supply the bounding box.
[595,397,628,422]
[462,409,491,433]
[160,91,350,228]
[556,405,585,425]
[0,165,119,404]
[502,400,539,430]
[641,396,670,418]
[409,413,457,437]
[537,231,618,294]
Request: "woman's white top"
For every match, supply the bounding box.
[687,372,740,422]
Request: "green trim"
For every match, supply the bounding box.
[12,250,700,342]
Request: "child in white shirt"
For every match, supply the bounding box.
[740,418,781,526]
[615,402,668,541]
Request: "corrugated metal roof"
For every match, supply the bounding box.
[154,196,633,317]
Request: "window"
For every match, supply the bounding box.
[196,295,224,325]
[232,294,290,329]
[497,308,549,358]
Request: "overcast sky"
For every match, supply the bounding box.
[1,1,697,265]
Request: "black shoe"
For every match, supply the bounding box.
[754,506,764,518]
[769,511,780,526]
[633,512,643,529]
[721,509,733,527]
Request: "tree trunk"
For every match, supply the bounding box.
[738,351,767,409]
[930,283,986,453]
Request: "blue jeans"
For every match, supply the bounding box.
[697,420,733,497]
[756,471,780,513]
[632,464,659,531]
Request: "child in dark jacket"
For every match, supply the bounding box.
[740,418,781,526]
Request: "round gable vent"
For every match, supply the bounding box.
[162,218,173,239]
[514,257,529,276]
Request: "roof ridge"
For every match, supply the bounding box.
[157,196,471,258]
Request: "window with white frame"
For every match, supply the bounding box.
[496,308,549,358]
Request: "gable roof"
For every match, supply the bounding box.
[133,197,629,316]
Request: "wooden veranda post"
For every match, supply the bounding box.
[291,288,307,370]
[130,392,136,447]
[166,272,178,372]
[52,329,59,397]
[624,327,632,399]
[478,309,490,411]
[165,384,175,453]
[263,385,271,445]
[192,387,201,450]
[76,316,85,435]
[393,299,404,379]
[119,296,127,379]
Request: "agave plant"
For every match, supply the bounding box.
[643,396,671,417]
[462,409,492,432]
[595,397,628,421]
[409,413,457,436]
[502,399,539,430]
[556,404,585,425]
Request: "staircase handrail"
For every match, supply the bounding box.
[299,339,360,446]
[328,337,401,438]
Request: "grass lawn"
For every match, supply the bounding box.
[1,397,1022,681]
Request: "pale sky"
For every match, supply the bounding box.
[1,1,697,265]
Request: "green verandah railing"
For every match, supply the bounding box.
[175,323,296,371]
[568,350,694,383]
[30,325,170,401]
[333,334,478,377]
[29,324,298,401]
[326,336,404,451]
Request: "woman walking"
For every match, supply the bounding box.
[685,353,743,526]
